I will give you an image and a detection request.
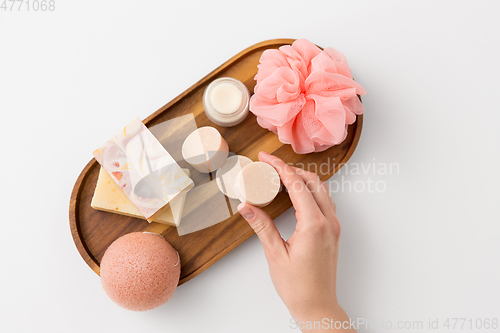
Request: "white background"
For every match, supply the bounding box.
[1,1,499,332]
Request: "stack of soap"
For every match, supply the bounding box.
[91,167,190,227]
[92,118,193,224]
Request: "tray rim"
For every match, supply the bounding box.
[69,38,363,283]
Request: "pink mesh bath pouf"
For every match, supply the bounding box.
[249,39,366,154]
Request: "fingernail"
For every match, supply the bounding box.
[238,203,254,220]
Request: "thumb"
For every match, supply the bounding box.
[238,202,287,259]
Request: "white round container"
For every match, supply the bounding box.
[203,77,250,127]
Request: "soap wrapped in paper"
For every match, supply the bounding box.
[93,118,194,220]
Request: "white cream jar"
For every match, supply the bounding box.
[203,77,250,127]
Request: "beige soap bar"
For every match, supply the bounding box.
[91,167,190,227]
[182,126,228,173]
[235,162,280,207]
[93,118,193,221]
[216,155,253,199]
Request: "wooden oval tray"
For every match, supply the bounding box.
[69,38,363,285]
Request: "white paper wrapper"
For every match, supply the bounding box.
[93,118,193,220]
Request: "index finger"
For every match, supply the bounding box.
[258,151,321,217]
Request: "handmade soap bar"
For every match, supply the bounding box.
[216,155,253,199]
[91,167,190,227]
[235,162,280,207]
[181,126,229,173]
[93,118,193,220]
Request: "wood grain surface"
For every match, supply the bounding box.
[69,39,363,285]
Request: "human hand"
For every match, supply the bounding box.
[237,151,355,332]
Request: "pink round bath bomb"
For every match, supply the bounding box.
[100,232,181,311]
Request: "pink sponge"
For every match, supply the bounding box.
[249,39,366,154]
[100,232,180,311]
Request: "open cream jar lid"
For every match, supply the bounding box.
[203,77,250,127]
